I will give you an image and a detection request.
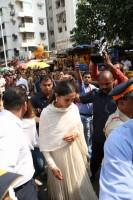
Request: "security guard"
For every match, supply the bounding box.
[105,78,133,137]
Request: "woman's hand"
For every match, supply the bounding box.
[51,167,64,180]
[63,133,78,142]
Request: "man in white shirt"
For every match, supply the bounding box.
[0,86,38,200]
[16,73,29,93]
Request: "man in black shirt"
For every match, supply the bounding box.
[80,70,117,180]
[31,75,53,178]
[31,75,53,117]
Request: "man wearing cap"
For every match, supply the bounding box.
[0,87,38,200]
[105,78,133,137]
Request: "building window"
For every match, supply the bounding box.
[0,8,3,16]
[8,2,15,9]
[40,32,46,40]
[63,11,66,23]
[49,6,52,10]
[24,17,33,23]
[19,2,23,9]
[12,34,18,41]
[11,18,16,25]
[65,26,67,31]
[39,18,44,25]
[58,27,62,33]
[0,37,6,46]
[60,0,65,7]
[23,2,32,10]
[37,2,44,9]
[56,11,66,23]
[14,48,19,57]
[0,51,8,59]
[51,42,55,48]
[10,10,15,16]
[2,23,5,29]
[55,0,60,9]
[56,14,61,23]
[50,30,54,35]
[22,32,34,41]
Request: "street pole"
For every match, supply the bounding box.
[0,16,8,67]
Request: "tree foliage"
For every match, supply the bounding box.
[71,0,133,46]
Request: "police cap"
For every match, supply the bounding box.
[109,78,133,101]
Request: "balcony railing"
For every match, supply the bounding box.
[18,10,33,17]
[19,23,34,32]
[21,39,37,47]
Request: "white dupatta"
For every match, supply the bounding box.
[39,103,88,159]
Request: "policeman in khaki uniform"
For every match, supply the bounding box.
[105,78,133,137]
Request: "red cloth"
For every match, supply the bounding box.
[90,64,128,85]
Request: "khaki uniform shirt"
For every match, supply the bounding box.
[104,108,129,137]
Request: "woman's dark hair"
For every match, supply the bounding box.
[49,80,77,103]
[3,86,28,110]
[23,99,35,119]
[82,71,91,77]
[40,75,52,84]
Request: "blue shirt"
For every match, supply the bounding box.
[78,82,97,115]
[100,119,133,200]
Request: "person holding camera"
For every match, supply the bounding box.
[89,51,128,84]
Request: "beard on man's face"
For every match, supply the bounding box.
[101,88,112,94]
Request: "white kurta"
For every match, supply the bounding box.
[39,103,97,200]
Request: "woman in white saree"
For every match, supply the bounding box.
[39,80,97,200]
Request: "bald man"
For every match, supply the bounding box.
[80,70,117,181]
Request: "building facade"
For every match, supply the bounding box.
[0,0,49,61]
[45,0,55,51]
[46,0,78,51]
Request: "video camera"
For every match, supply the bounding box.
[91,38,108,65]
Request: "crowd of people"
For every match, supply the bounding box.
[0,51,133,200]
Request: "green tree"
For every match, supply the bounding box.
[70,0,102,45]
[71,0,133,46]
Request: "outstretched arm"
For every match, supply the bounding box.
[103,51,128,84]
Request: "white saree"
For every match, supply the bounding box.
[39,103,97,200]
